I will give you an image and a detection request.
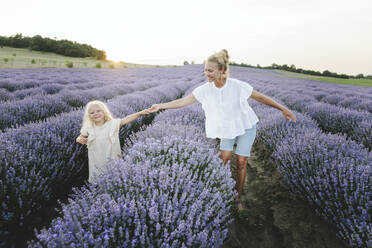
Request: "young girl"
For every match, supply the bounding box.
[76,100,150,183]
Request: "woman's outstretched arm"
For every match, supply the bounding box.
[148,94,197,112]
[250,90,296,122]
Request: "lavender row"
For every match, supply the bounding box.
[275,93,372,150]
[0,67,189,94]
[0,68,89,92]
[0,78,201,248]
[29,99,235,248]
[259,80,372,114]
[0,81,106,101]
[316,94,372,113]
[252,102,371,248]
[0,67,193,102]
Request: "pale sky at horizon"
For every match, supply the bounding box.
[2,0,372,75]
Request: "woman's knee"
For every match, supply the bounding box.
[220,151,232,164]
[220,155,231,164]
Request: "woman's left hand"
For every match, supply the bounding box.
[282,109,296,122]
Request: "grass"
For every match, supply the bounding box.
[276,70,372,87]
[0,46,158,69]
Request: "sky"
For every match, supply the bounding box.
[1,0,372,75]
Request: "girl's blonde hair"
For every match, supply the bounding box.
[81,100,114,132]
[207,49,230,79]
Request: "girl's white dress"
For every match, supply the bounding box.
[81,119,122,183]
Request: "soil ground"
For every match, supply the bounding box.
[222,143,348,248]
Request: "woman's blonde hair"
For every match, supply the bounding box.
[207,49,230,79]
[81,100,114,132]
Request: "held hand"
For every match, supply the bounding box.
[76,136,88,145]
[282,109,296,123]
[139,109,151,115]
[148,104,162,113]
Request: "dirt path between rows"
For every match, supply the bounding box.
[222,144,348,248]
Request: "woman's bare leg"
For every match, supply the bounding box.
[235,155,248,210]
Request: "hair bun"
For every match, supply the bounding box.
[221,49,229,60]
[218,49,229,64]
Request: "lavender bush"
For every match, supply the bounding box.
[273,132,372,247]
[0,94,72,130]
[254,98,371,247]
[263,88,372,150]
[305,103,372,150]
[0,88,14,101]
[30,160,234,248]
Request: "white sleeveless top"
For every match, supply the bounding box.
[192,78,259,139]
[81,119,121,183]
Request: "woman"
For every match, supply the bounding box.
[148,49,296,211]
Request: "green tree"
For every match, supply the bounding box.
[271,63,279,69]
[97,50,106,60]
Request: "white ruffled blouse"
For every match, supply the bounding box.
[192,78,259,139]
[81,118,121,183]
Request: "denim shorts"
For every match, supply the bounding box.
[219,124,257,157]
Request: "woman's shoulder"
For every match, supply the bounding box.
[228,77,245,84]
[227,77,241,87]
[228,78,251,88]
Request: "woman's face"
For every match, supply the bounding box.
[204,61,222,82]
[88,104,105,123]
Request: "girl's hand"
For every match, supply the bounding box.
[148,104,162,113]
[282,109,296,122]
[76,135,88,144]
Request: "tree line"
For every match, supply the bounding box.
[230,62,372,80]
[0,33,106,60]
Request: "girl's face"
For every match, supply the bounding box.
[204,61,223,83]
[88,104,105,124]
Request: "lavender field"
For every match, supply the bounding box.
[0,65,371,248]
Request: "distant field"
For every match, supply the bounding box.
[276,69,372,87]
[0,46,158,69]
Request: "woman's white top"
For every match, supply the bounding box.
[81,119,121,183]
[192,77,259,139]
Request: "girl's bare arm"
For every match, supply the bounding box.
[120,109,151,126]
